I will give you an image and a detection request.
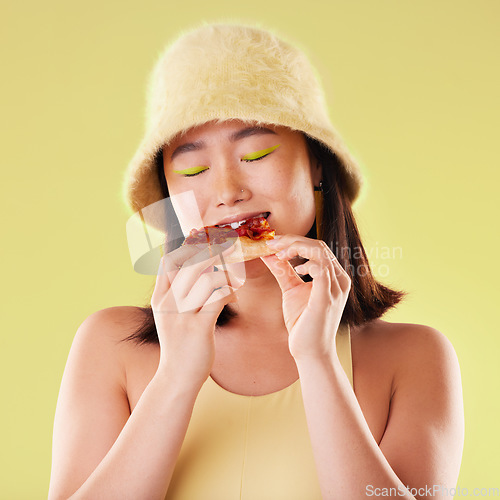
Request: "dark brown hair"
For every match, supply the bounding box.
[123,133,407,345]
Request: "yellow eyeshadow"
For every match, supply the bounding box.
[241,144,280,161]
[173,166,209,175]
[172,144,280,175]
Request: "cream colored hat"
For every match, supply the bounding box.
[123,22,364,216]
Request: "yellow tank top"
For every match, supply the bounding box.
[166,323,353,500]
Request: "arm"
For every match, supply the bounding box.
[48,308,199,500]
[296,325,464,499]
[262,236,464,499]
[49,245,242,499]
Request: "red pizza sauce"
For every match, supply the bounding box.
[183,216,275,245]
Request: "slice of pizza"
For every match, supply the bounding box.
[182,213,276,263]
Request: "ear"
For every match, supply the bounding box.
[310,156,322,187]
[304,133,322,186]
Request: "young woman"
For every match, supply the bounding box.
[49,23,464,499]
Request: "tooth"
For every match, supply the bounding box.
[218,217,254,228]
[231,219,246,228]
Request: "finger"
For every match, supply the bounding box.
[331,255,352,292]
[293,259,327,279]
[308,266,333,311]
[171,240,238,289]
[260,254,304,294]
[171,254,235,304]
[175,270,244,313]
[158,252,217,304]
[212,245,247,282]
[266,234,313,253]
[161,244,208,273]
[276,238,348,282]
[200,285,239,315]
[153,257,176,302]
[157,242,240,311]
[294,256,347,298]
[274,238,333,265]
[162,239,236,273]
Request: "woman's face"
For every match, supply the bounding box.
[162,120,321,239]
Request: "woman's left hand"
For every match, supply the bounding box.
[261,235,351,362]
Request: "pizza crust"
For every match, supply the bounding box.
[219,236,277,264]
[183,216,277,264]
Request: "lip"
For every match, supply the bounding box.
[214,212,270,227]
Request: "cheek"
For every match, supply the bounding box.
[291,189,317,231]
[168,189,207,236]
[271,168,317,235]
[286,166,315,206]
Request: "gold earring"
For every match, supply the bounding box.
[314,181,323,239]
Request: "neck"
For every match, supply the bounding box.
[219,259,287,341]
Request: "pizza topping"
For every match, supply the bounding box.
[217,212,269,229]
[184,215,275,245]
[234,217,275,240]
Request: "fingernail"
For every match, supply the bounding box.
[276,250,287,259]
[267,237,283,247]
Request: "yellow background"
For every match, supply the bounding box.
[1,0,498,497]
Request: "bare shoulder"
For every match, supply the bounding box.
[352,318,458,364]
[72,306,151,381]
[75,305,150,354]
[351,318,461,394]
[349,319,462,447]
[78,305,147,341]
[352,321,463,487]
[49,306,150,499]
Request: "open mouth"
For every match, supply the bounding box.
[217,212,270,229]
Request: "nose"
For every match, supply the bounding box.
[212,165,249,207]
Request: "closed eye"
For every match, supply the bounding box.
[173,143,281,176]
[241,144,280,162]
[173,165,209,177]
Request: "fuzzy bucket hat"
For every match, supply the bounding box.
[123,22,364,219]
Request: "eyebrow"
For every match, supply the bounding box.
[169,126,278,161]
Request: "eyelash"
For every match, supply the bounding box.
[182,152,272,177]
[183,169,207,178]
[242,152,272,163]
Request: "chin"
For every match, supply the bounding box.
[238,256,271,279]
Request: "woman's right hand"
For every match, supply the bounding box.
[151,242,244,392]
